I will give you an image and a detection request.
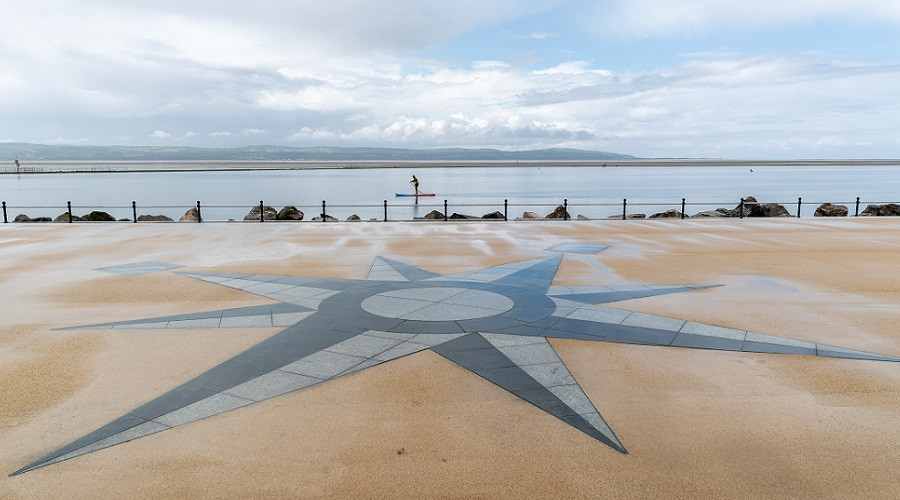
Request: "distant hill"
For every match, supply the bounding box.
[0,143,634,162]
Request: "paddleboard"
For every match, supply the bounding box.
[395,193,436,197]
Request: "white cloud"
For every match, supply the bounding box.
[241,128,267,136]
[209,131,234,138]
[583,0,900,39]
[150,130,171,139]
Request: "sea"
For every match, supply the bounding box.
[1,163,898,221]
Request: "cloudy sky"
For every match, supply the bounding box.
[2,0,900,158]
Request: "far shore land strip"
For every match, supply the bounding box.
[3,158,900,174]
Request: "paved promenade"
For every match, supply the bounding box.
[1,219,899,498]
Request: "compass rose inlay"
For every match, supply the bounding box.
[12,249,900,475]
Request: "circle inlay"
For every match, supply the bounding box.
[361,287,514,321]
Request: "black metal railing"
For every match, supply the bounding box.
[1,197,897,223]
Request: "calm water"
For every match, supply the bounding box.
[2,164,899,220]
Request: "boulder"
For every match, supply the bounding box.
[311,214,338,222]
[31,217,52,222]
[814,203,848,217]
[81,211,116,222]
[607,213,646,219]
[734,196,766,217]
[244,205,277,221]
[521,212,542,219]
[692,209,729,218]
[179,208,200,222]
[137,214,174,222]
[649,209,684,219]
[449,213,477,220]
[482,211,505,219]
[576,214,589,220]
[13,214,30,222]
[727,196,791,217]
[762,203,792,217]
[277,206,304,221]
[423,210,444,220]
[346,214,361,221]
[860,203,900,216]
[54,212,81,222]
[545,205,570,219]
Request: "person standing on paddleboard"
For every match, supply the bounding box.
[410,175,420,195]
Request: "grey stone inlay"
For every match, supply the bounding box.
[622,312,686,331]
[154,393,253,427]
[166,318,222,329]
[220,314,272,328]
[281,350,368,380]
[272,311,315,327]
[744,331,816,349]
[566,305,631,324]
[679,322,747,341]
[545,243,610,254]
[21,250,900,476]
[97,261,184,275]
[225,370,320,401]
[326,333,405,358]
[39,421,170,469]
[367,258,410,282]
[362,287,514,321]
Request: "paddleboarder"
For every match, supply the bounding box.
[410,175,420,195]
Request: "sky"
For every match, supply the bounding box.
[2,0,900,158]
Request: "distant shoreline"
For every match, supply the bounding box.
[2,158,899,174]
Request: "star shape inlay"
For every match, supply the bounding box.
[13,249,899,475]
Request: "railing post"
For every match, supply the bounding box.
[855,197,860,216]
[132,201,137,223]
[384,200,388,222]
[444,200,448,221]
[504,199,508,221]
[260,200,265,222]
[197,201,202,222]
[2,201,6,223]
[739,198,744,219]
[67,201,72,223]
[321,200,326,222]
[563,199,568,220]
[797,197,802,218]
[622,198,626,220]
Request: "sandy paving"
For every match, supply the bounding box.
[0,219,898,498]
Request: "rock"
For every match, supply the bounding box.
[277,206,303,221]
[346,214,361,221]
[137,214,174,222]
[545,205,570,219]
[81,211,116,222]
[577,214,588,220]
[449,213,477,220]
[423,210,444,220]
[31,217,52,222]
[607,213,646,219]
[649,209,684,219]
[54,212,81,222]
[734,196,766,217]
[762,203,792,217]
[692,209,729,218]
[311,214,338,222]
[814,203,848,217]
[482,211,505,219]
[727,196,791,217]
[244,205,277,221]
[860,203,900,216]
[13,214,30,222]
[521,212,542,219]
[180,208,200,222]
